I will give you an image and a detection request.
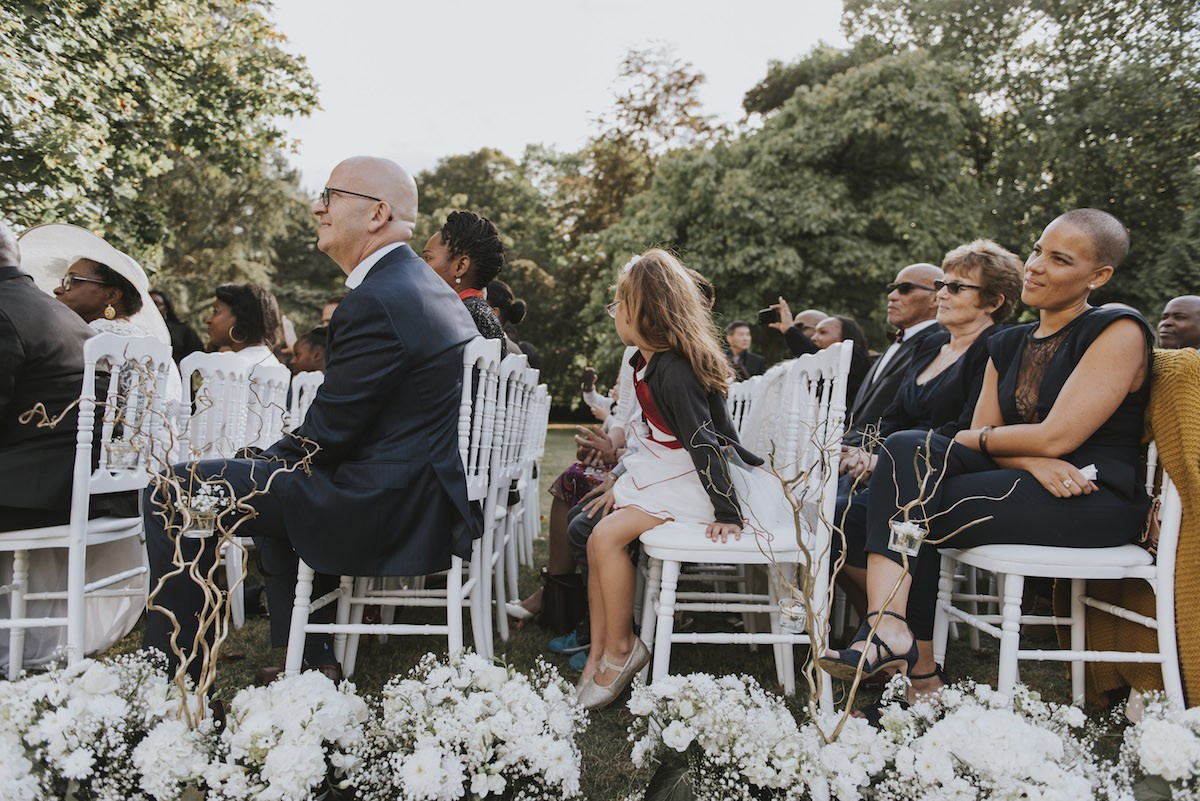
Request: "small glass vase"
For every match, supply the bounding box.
[778,598,807,634]
[888,520,926,557]
[183,510,217,539]
[105,438,141,470]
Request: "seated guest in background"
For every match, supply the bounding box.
[321,293,344,326]
[290,326,327,373]
[18,223,172,347]
[423,210,509,346]
[844,262,943,447]
[0,221,143,670]
[810,314,872,403]
[144,156,481,683]
[834,239,1023,624]
[206,282,284,370]
[20,224,180,403]
[768,297,828,357]
[488,279,528,356]
[150,289,205,363]
[822,210,1151,713]
[724,320,766,380]
[1157,295,1200,349]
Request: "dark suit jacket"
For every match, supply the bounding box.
[843,323,942,446]
[263,244,482,576]
[726,348,767,380]
[0,267,95,513]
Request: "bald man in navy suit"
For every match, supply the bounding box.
[144,158,482,680]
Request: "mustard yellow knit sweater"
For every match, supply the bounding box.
[1063,347,1200,705]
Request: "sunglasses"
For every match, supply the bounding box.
[885,281,938,295]
[934,279,983,295]
[59,274,110,291]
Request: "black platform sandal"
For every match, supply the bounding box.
[853,664,950,727]
[819,610,918,682]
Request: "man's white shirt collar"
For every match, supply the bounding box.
[344,242,406,289]
[897,318,938,343]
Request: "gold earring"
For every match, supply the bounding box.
[104,304,117,320]
[229,325,247,344]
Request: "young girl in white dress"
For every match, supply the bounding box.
[576,249,792,710]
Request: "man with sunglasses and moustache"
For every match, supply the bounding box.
[844,262,944,448]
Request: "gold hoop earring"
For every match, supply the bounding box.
[104,304,117,320]
[229,325,247,345]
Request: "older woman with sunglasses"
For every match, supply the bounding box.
[823,210,1153,716]
[835,242,1022,642]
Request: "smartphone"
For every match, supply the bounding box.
[581,367,596,390]
[757,308,780,325]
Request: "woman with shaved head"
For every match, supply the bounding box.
[822,209,1154,715]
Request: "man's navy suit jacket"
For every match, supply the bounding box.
[264,244,483,576]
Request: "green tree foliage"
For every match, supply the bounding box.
[0,0,318,258]
[839,0,1200,313]
[144,154,338,336]
[602,52,988,360]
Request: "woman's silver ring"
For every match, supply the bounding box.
[1062,479,1073,488]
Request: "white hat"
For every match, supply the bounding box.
[17,223,171,346]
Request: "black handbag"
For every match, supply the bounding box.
[540,569,587,635]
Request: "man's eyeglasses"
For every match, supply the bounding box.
[319,186,384,208]
[934,279,983,295]
[59,274,110,291]
[606,300,621,318]
[886,281,938,295]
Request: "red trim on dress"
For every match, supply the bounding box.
[458,288,485,300]
[633,353,683,450]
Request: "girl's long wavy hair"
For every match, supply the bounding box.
[615,249,732,395]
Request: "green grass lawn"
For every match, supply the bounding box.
[104,427,1095,800]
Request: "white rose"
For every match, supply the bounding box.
[77,663,121,696]
[661,721,695,752]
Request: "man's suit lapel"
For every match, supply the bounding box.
[853,335,919,414]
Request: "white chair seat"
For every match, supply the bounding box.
[641,520,814,564]
[945,543,1153,578]
[2,516,141,549]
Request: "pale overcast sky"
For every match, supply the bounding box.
[269,0,848,189]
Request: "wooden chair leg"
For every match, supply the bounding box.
[342,581,367,678]
[1070,577,1086,706]
[997,572,1024,694]
[284,561,316,677]
[651,561,681,684]
[638,558,662,684]
[8,549,28,680]
[332,575,353,664]
[225,539,246,629]
[447,556,464,654]
[932,554,954,667]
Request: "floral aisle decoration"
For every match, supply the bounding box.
[625,672,887,801]
[0,654,187,801]
[627,673,1129,801]
[202,670,368,801]
[1118,693,1200,800]
[345,651,588,800]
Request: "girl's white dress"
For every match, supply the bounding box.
[612,359,795,538]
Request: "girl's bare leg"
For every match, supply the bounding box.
[586,507,664,688]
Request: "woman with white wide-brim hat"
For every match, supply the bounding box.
[1,224,175,671]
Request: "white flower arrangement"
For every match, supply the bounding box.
[868,679,1109,801]
[204,671,368,801]
[0,653,187,801]
[628,673,1126,801]
[1119,693,1200,800]
[627,673,821,800]
[345,651,588,800]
